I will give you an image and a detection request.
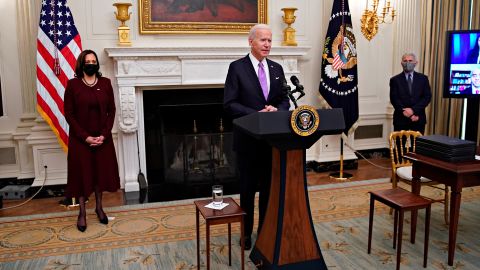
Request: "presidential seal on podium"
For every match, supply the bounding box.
[290,105,320,136]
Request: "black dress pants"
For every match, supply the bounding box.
[394,122,425,134]
[236,144,272,238]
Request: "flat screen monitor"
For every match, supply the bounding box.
[444,30,480,98]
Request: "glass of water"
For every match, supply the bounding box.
[212,185,223,207]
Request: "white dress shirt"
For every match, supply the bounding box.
[249,53,270,95]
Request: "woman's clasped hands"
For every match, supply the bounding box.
[85,135,104,147]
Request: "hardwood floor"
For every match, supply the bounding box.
[0,192,125,219]
[307,157,391,185]
[0,157,391,219]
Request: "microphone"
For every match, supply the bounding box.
[290,75,305,101]
[290,76,304,91]
[282,77,298,108]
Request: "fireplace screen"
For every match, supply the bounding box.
[143,88,236,201]
[165,132,234,183]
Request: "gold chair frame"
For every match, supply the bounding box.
[389,130,449,224]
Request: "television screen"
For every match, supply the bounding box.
[444,30,480,98]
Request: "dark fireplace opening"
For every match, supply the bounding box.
[143,88,237,202]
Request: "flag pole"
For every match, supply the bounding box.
[329,136,353,181]
[320,0,358,181]
[59,197,81,209]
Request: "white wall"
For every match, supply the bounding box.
[0,0,23,131]
[0,0,421,181]
[0,0,25,178]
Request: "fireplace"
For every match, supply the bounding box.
[105,46,308,193]
[143,88,236,201]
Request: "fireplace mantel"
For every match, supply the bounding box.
[105,46,310,192]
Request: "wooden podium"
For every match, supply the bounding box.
[233,108,345,269]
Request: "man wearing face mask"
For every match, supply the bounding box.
[389,53,432,134]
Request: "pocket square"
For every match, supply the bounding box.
[275,77,280,80]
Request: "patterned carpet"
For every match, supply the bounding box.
[1,179,480,269]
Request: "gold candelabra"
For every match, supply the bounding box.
[113,3,132,46]
[360,0,396,41]
[281,7,298,46]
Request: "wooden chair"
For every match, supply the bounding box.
[389,130,449,224]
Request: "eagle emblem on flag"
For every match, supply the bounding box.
[323,25,358,84]
[318,0,359,134]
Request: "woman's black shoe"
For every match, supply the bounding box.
[77,224,87,232]
[77,215,87,232]
[95,209,108,225]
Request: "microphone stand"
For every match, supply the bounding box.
[291,88,305,104]
[282,81,299,109]
[287,88,298,108]
[285,75,351,181]
[283,75,308,109]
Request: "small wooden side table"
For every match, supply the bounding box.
[368,188,432,270]
[194,197,246,270]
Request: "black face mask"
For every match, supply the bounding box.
[83,64,99,76]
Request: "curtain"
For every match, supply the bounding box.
[420,0,480,144]
[473,0,480,144]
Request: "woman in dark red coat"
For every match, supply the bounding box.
[64,49,120,232]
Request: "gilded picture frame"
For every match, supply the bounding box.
[139,0,268,34]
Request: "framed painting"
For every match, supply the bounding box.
[139,0,268,34]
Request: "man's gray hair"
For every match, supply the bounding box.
[248,24,271,40]
[401,53,417,61]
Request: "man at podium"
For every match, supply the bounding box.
[224,24,290,250]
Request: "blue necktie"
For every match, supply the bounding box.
[407,74,413,95]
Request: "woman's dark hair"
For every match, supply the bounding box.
[474,36,480,52]
[74,49,102,78]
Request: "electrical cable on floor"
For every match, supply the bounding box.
[0,165,48,211]
[0,138,390,211]
[341,133,391,171]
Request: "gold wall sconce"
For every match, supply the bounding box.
[360,0,396,41]
[113,3,132,46]
[281,7,298,46]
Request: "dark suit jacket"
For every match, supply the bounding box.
[464,85,480,94]
[224,55,290,152]
[389,71,432,127]
[467,48,479,64]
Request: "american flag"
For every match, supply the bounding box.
[36,0,82,151]
[332,38,347,70]
[332,53,346,70]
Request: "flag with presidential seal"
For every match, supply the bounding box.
[319,0,358,135]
